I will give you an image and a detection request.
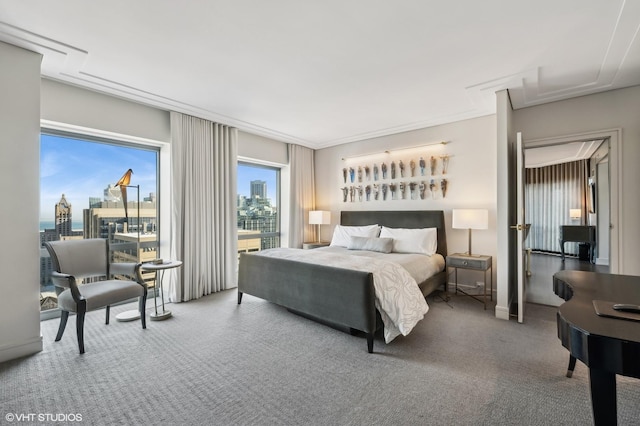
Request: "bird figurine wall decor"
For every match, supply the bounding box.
[115,168,133,221]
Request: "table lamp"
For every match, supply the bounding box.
[309,210,331,243]
[452,209,488,256]
[570,209,582,221]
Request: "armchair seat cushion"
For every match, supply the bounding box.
[57,280,144,312]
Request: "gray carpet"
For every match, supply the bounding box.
[1,290,639,425]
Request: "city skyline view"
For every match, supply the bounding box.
[40,135,277,223]
[40,134,158,222]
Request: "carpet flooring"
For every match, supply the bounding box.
[1,290,639,425]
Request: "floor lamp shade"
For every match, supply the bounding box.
[309,210,331,243]
[452,209,488,256]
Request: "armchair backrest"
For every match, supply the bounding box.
[45,239,109,280]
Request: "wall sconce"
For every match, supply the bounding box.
[452,209,488,256]
[309,211,331,243]
[570,209,582,221]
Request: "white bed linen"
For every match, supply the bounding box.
[255,247,442,343]
[316,246,445,285]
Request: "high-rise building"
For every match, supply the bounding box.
[250,180,267,199]
[55,194,72,237]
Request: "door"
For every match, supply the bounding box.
[515,132,527,323]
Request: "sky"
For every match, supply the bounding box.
[237,163,278,202]
[40,135,277,222]
[40,134,157,221]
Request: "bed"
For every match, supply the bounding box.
[237,210,448,352]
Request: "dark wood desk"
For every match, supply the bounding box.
[559,225,596,263]
[553,270,640,425]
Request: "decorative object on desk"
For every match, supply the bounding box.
[441,179,448,198]
[309,210,331,244]
[452,208,489,256]
[570,208,582,221]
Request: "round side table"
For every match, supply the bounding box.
[141,260,183,321]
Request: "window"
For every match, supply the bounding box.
[40,132,159,317]
[237,162,280,254]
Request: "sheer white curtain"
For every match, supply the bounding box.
[169,112,238,301]
[288,144,316,248]
[525,159,589,255]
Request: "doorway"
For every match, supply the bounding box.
[523,136,612,306]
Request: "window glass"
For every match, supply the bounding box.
[40,133,159,314]
[237,162,280,254]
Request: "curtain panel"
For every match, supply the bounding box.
[525,159,589,255]
[170,112,238,301]
[288,144,316,248]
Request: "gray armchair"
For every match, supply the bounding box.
[44,238,147,354]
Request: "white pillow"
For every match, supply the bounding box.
[379,226,438,255]
[329,224,380,248]
[348,236,393,253]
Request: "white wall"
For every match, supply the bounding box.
[315,115,498,291]
[513,85,640,276]
[0,42,43,362]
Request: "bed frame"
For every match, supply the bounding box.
[237,210,447,353]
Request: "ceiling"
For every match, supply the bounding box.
[1,1,639,149]
[525,140,604,168]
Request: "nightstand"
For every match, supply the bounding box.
[302,242,330,249]
[446,253,492,309]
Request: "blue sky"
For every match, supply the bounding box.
[40,135,157,221]
[40,135,277,221]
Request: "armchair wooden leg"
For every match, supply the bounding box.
[367,334,374,353]
[566,355,577,378]
[105,305,110,325]
[55,310,69,342]
[76,309,86,354]
[238,291,243,304]
[139,293,147,329]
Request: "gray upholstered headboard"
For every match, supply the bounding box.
[340,210,447,258]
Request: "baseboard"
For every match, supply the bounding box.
[0,336,43,363]
[596,257,609,266]
[495,305,510,320]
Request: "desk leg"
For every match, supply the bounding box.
[589,367,617,426]
[559,239,566,261]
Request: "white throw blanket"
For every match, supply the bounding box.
[256,248,429,343]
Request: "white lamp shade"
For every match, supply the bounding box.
[452,209,488,230]
[570,209,582,220]
[309,210,331,225]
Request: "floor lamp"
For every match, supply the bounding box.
[452,209,488,256]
